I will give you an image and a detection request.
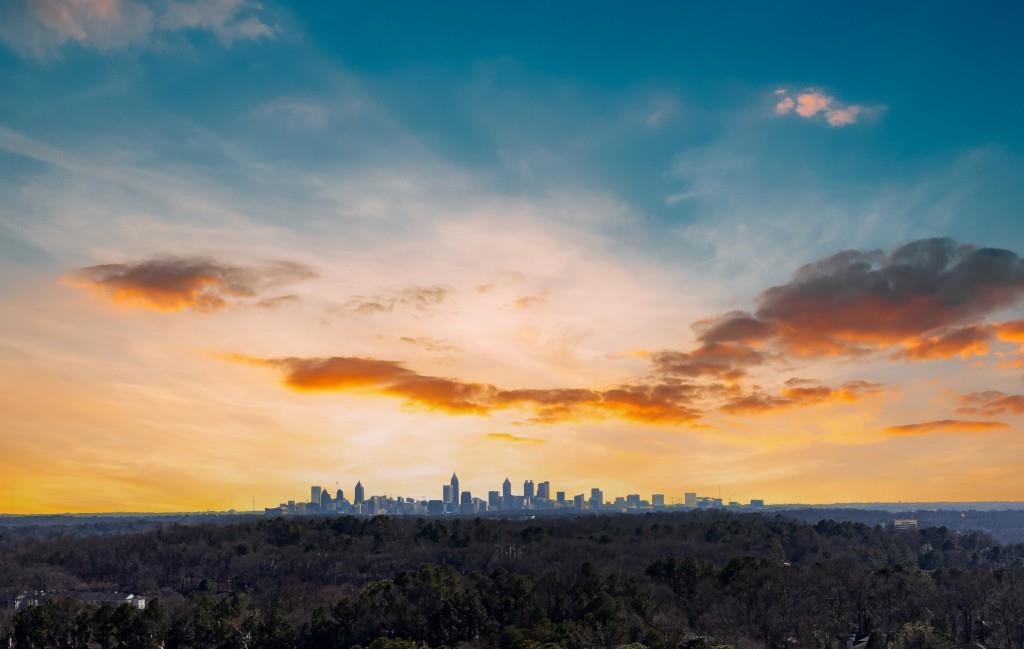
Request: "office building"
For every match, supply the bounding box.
[310,485,322,505]
[685,492,697,507]
[573,494,585,509]
[537,481,550,500]
[556,491,566,504]
[652,494,665,507]
[749,499,765,508]
[502,477,512,501]
[450,473,460,504]
[524,480,535,499]
[354,481,365,504]
[590,488,603,509]
[443,485,452,504]
[488,490,501,510]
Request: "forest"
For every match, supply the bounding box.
[2,511,1024,649]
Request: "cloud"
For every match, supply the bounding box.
[773,88,883,127]
[0,0,275,60]
[341,286,450,316]
[720,379,882,415]
[884,419,1009,435]
[958,391,1024,416]
[894,325,993,360]
[997,320,1024,350]
[686,239,1024,360]
[230,354,705,425]
[484,432,544,445]
[650,342,767,381]
[65,257,315,312]
[512,294,546,310]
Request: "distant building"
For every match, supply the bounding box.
[311,486,322,505]
[460,490,473,513]
[442,484,452,504]
[556,491,566,504]
[354,481,365,504]
[488,490,501,509]
[894,518,918,530]
[537,481,550,500]
[626,494,641,508]
[450,473,460,505]
[573,494,585,509]
[427,499,444,515]
[749,499,765,508]
[336,488,345,502]
[684,492,697,507]
[652,494,665,507]
[590,488,603,509]
[524,480,535,499]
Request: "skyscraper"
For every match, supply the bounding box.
[336,488,345,502]
[310,485,322,506]
[442,484,452,504]
[502,477,512,499]
[590,488,603,509]
[450,472,460,505]
[523,480,535,499]
[488,490,500,509]
[537,481,550,500]
[354,481,365,504]
[556,491,566,504]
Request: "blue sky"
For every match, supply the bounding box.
[1,1,1024,511]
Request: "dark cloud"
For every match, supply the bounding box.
[65,257,315,312]
[659,239,1024,370]
[755,238,1024,356]
[650,343,766,381]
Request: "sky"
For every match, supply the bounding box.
[1,1,1024,513]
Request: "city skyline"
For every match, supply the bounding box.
[265,470,758,517]
[2,2,1024,514]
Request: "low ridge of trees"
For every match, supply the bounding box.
[2,511,1023,648]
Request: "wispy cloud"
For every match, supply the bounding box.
[885,419,1009,435]
[65,257,315,312]
[0,0,276,60]
[484,432,544,444]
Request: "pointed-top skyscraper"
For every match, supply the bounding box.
[354,481,365,504]
[450,472,459,505]
[502,477,512,499]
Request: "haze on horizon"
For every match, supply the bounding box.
[1,1,1023,514]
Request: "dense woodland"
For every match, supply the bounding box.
[3,511,1024,649]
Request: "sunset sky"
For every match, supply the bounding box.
[2,1,1024,513]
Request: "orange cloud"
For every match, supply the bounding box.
[65,257,315,312]
[676,239,1024,362]
[650,342,766,381]
[885,419,1009,435]
[997,320,1024,350]
[894,325,993,360]
[958,391,1024,416]
[232,354,704,425]
[720,379,882,414]
[484,432,544,444]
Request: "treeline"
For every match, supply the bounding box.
[2,512,1024,648]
